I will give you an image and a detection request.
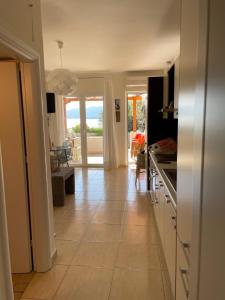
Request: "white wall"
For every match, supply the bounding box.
[77,77,105,97]
[0,0,43,54]
[112,73,127,166]
[48,74,127,166]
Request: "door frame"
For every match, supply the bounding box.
[125,91,148,166]
[0,23,53,277]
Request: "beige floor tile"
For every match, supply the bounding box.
[14,292,23,300]
[54,266,113,300]
[54,209,96,224]
[124,198,153,211]
[55,222,88,241]
[54,240,79,265]
[92,210,124,224]
[63,200,99,210]
[116,242,161,270]
[22,265,67,300]
[123,211,155,226]
[12,273,34,292]
[106,184,129,192]
[71,242,119,268]
[76,183,107,192]
[103,191,132,201]
[49,168,165,300]
[84,224,122,242]
[109,268,164,300]
[99,201,125,211]
[77,192,104,201]
[121,225,159,244]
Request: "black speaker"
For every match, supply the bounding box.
[46,92,55,113]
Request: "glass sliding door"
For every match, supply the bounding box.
[85,97,104,165]
[65,96,104,166]
[65,98,82,164]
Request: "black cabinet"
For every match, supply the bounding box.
[147,76,178,146]
[147,76,178,190]
[147,77,164,146]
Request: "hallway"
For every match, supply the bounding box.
[21,168,172,300]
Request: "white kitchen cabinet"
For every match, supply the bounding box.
[150,154,177,298]
[164,192,177,297]
[176,237,189,300]
[154,175,165,247]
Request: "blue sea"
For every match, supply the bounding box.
[67,118,101,129]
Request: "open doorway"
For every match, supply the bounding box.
[0,39,53,299]
[64,96,104,166]
[127,93,147,165]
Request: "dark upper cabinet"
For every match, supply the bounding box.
[168,65,175,104]
[147,77,164,146]
[147,77,164,121]
[147,76,178,146]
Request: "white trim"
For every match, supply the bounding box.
[0,24,39,60]
[0,24,53,272]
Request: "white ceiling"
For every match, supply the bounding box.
[41,0,180,72]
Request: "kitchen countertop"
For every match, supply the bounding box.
[149,152,177,208]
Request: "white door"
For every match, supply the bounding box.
[0,61,32,273]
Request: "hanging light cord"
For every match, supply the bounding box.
[57,40,64,69]
[28,3,34,42]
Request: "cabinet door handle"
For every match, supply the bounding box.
[165,194,170,203]
[179,267,189,298]
[182,242,190,264]
[171,216,176,229]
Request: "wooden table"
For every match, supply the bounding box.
[51,167,75,206]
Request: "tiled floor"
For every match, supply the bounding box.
[21,167,172,300]
[12,272,34,300]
